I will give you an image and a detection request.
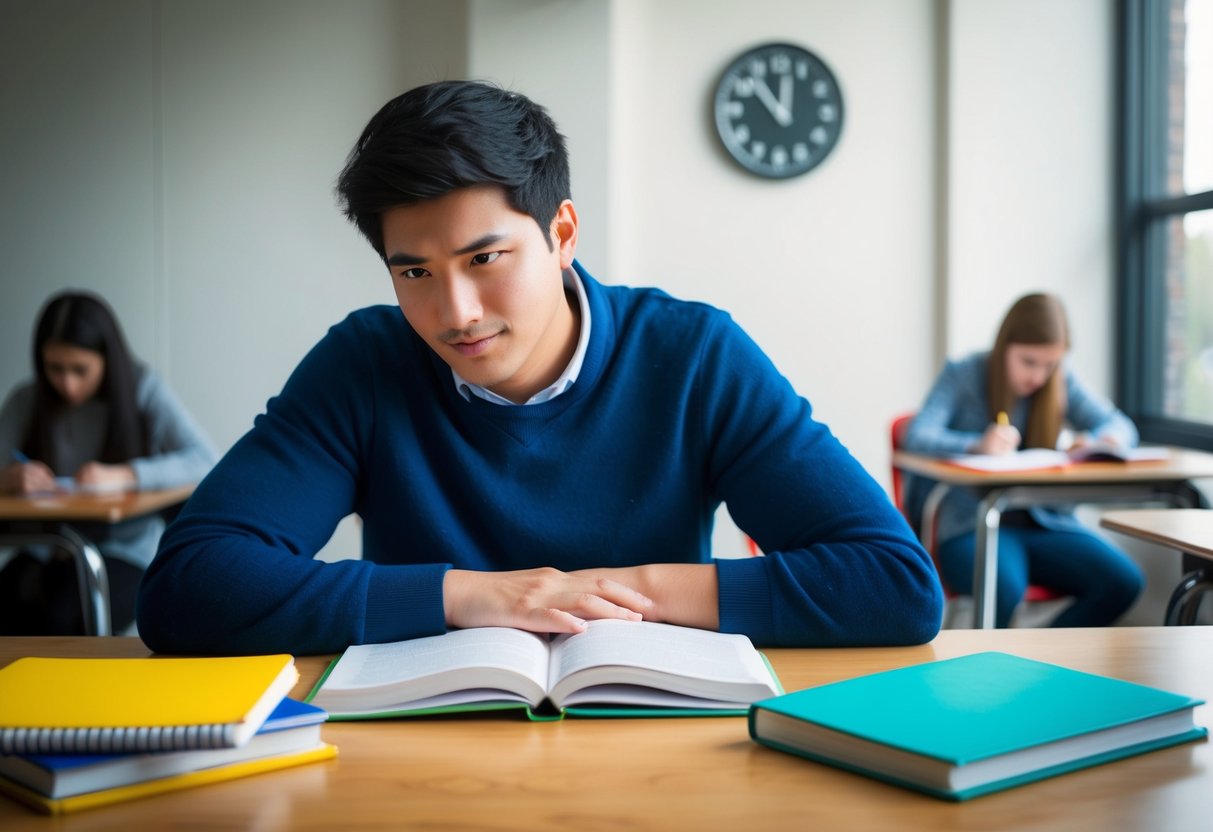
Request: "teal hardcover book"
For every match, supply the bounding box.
[748,651,1206,801]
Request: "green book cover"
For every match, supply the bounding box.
[749,651,1206,800]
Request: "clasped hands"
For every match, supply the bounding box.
[443,563,719,634]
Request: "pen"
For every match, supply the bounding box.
[996,411,1010,427]
[11,449,30,464]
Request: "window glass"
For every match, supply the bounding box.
[1162,209,1213,424]
[1182,0,1213,194]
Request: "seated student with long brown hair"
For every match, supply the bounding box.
[901,293,1144,627]
[0,291,217,634]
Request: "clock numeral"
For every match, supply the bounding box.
[796,60,809,81]
[769,53,791,74]
[734,124,751,144]
[770,146,789,168]
[750,141,767,160]
[809,126,828,145]
[724,101,744,119]
[732,76,755,97]
[793,143,810,163]
[749,59,766,78]
[818,104,837,123]
[812,80,831,98]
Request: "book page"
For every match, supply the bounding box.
[312,628,551,711]
[1067,443,1170,463]
[947,448,1069,472]
[546,621,777,709]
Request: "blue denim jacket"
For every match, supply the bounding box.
[901,352,1138,544]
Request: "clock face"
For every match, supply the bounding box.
[713,42,844,179]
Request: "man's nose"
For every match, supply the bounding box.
[440,274,484,330]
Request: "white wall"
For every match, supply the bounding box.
[0,0,1119,564]
[946,0,1115,390]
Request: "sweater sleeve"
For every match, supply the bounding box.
[137,316,449,655]
[1063,368,1139,447]
[901,356,986,456]
[699,315,943,647]
[0,383,35,463]
[127,369,220,490]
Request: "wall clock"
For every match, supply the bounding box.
[712,42,844,179]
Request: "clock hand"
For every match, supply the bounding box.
[751,76,792,127]
[778,73,794,122]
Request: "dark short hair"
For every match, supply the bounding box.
[336,80,571,258]
[27,291,147,465]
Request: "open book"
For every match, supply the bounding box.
[947,444,1170,473]
[306,620,782,720]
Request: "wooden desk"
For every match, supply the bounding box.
[0,486,194,635]
[1,627,1210,831]
[893,448,1213,628]
[1101,509,1213,625]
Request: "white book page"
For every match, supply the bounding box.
[546,621,776,709]
[311,628,550,711]
[948,449,1069,472]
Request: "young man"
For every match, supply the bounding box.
[137,81,943,655]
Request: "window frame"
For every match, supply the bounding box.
[1117,0,1213,451]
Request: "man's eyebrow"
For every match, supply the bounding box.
[385,233,509,268]
[386,251,425,267]
[453,233,507,256]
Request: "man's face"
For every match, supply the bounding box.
[382,186,579,404]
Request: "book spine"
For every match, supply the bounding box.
[0,723,237,755]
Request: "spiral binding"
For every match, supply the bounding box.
[0,722,237,755]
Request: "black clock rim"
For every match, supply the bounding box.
[711,41,845,180]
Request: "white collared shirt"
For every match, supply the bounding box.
[452,267,590,406]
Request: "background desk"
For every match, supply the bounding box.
[1,627,1209,831]
[0,486,194,635]
[1101,509,1213,625]
[893,449,1213,628]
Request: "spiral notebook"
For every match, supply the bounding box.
[0,654,298,755]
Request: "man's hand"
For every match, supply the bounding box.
[443,567,655,634]
[0,460,58,495]
[571,563,720,631]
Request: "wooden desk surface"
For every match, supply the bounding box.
[1101,509,1213,561]
[0,485,194,524]
[2,627,1210,831]
[892,447,1213,486]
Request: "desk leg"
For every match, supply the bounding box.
[972,490,1005,629]
[1165,570,1213,626]
[1,529,111,636]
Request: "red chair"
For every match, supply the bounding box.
[890,413,1068,627]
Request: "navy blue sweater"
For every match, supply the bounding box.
[138,266,942,654]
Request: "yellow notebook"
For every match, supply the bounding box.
[0,655,298,755]
[0,742,337,815]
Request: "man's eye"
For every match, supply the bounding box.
[471,252,500,266]
[400,268,429,279]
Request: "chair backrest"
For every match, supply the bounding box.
[889,412,916,524]
[889,412,1065,606]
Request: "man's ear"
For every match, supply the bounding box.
[551,200,579,269]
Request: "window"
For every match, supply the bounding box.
[1119,0,1213,449]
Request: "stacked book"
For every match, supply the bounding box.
[0,654,336,814]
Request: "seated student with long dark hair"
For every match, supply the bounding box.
[0,291,217,634]
[901,293,1144,628]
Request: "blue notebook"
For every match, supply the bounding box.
[748,651,1206,801]
[0,698,327,800]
